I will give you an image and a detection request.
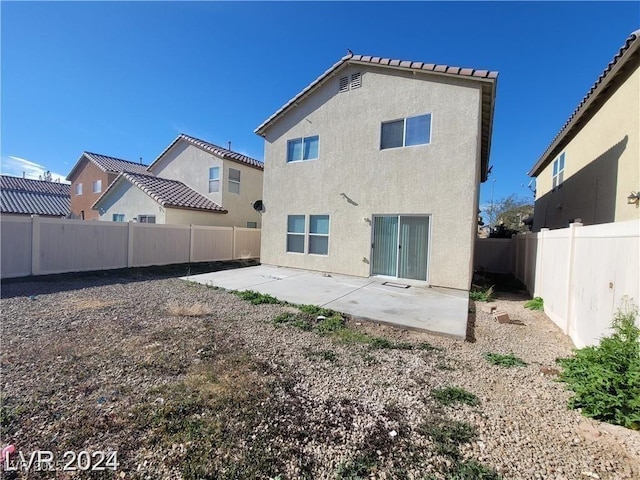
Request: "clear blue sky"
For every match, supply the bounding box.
[2,1,638,210]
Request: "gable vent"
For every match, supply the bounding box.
[339,76,349,93]
[350,72,362,89]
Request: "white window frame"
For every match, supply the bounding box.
[112,213,125,222]
[92,179,102,193]
[308,214,329,256]
[228,168,240,194]
[209,167,220,193]
[285,214,330,256]
[552,152,565,189]
[286,135,319,163]
[380,113,432,150]
[247,221,258,229]
[138,215,156,224]
[75,183,83,195]
[286,215,306,254]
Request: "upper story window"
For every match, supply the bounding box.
[75,183,83,195]
[552,153,565,189]
[287,135,319,162]
[209,167,220,193]
[381,113,432,149]
[228,168,240,194]
[92,180,102,193]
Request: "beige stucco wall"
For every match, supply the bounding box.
[95,180,167,223]
[260,65,484,291]
[164,208,229,226]
[533,63,640,230]
[149,142,263,227]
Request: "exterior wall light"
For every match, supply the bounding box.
[627,191,640,206]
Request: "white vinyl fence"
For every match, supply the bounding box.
[1,216,261,279]
[474,220,640,347]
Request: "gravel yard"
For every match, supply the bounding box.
[1,271,639,479]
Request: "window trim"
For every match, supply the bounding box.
[228,168,241,195]
[92,179,102,193]
[112,213,125,222]
[552,152,565,190]
[380,113,432,150]
[138,215,156,224]
[75,183,83,195]
[209,166,220,193]
[286,214,330,256]
[286,135,320,163]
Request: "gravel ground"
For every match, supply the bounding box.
[1,272,638,479]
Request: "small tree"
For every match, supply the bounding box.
[485,194,533,233]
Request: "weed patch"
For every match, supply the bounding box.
[470,285,495,302]
[418,417,477,458]
[432,386,480,407]
[305,349,338,363]
[524,297,544,310]
[556,302,640,430]
[483,352,527,367]
[232,290,284,305]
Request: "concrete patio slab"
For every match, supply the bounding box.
[183,265,469,338]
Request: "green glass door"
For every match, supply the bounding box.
[371,215,429,281]
[371,216,398,277]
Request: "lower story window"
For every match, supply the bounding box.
[112,213,125,222]
[286,214,330,255]
[138,215,156,223]
[287,215,305,253]
[247,221,258,228]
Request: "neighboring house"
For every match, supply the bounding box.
[0,175,70,218]
[66,152,149,220]
[255,53,498,291]
[92,172,227,225]
[146,134,264,228]
[529,29,640,231]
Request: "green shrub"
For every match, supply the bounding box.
[524,297,544,310]
[483,352,527,368]
[556,304,640,430]
[432,386,480,407]
[469,285,494,302]
[233,290,283,305]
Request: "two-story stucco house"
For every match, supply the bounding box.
[66,152,149,220]
[255,53,498,291]
[529,30,640,231]
[143,134,265,228]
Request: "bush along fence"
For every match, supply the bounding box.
[474,219,640,347]
[1,215,261,279]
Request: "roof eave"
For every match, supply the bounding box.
[528,31,640,177]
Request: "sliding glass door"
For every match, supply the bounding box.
[371,215,429,281]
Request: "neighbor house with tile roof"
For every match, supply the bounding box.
[66,151,149,220]
[0,175,71,218]
[92,172,228,225]
[528,29,640,231]
[143,133,264,227]
[255,53,498,292]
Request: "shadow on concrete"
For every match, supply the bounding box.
[0,259,259,299]
[533,135,627,231]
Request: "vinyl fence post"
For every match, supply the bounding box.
[127,221,135,268]
[232,226,237,260]
[564,222,582,335]
[31,215,41,276]
[189,224,195,263]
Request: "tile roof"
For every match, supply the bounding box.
[66,151,149,181]
[148,134,264,172]
[254,52,498,181]
[1,175,71,216]
[93,172,227,213]
[529,29,640,177]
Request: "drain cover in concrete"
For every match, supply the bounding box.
[382,282,410,289]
